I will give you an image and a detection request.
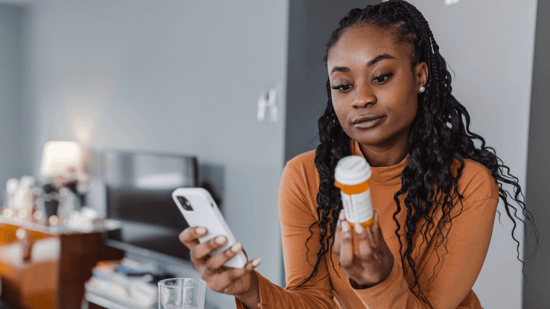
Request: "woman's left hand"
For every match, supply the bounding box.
[333,208,395,288]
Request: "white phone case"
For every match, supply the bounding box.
[172,187,247,268]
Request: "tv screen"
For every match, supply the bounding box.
[102,150,197,262]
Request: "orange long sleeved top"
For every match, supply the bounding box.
[236,139,499,309]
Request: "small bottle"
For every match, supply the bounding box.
[334,155,374,228]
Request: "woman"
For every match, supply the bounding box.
[179,1,538,308]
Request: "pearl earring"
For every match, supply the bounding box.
[419,86,425,93]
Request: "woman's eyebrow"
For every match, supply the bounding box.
[330,53,396,76]
[330,66,350,76]
[367,53,396,67]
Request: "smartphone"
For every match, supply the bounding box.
[172,187,247,268]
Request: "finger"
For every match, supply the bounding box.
[355,222,373,259]
[339,209,346,221]
[179,226,207,248]
[369,209,383,244]
[338,220,354,268]
[217,258,261,293]
[191,235,227,262]
[203,242,245,276]
[333,210,345,257]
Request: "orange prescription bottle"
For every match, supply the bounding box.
[334,155,374,229]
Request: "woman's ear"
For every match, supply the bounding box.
[415,61,428,91]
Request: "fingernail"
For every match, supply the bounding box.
[231,242,242,252]
[355,223,364,234]
[342,221,350,233]
[216,236,226,244]
[252,258,261,267]
[196,227,206,235]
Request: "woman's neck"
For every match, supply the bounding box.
[358,139,410,167]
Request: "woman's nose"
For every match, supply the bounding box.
[351,83,376,108]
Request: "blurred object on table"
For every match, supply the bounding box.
[4,179,19,210]
[39,141,94,224]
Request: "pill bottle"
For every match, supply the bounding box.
[334,155,374,228]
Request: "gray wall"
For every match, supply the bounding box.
[524,0,550,308]
[0,5,25,198]
[17,0,289,307]
[285,0,539,308]
[284,0,378,163]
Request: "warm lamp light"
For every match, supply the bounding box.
[40,141,87,177]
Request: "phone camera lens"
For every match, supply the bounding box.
[177,196,193,211]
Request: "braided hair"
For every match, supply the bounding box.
[295,0,539,305]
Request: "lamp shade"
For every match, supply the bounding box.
[40,141,87,177]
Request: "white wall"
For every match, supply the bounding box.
[19,0,288,307]
[410,0,538,308]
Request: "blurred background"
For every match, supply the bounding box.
[0,0,547,308]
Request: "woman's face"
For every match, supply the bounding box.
[327,23,427,153]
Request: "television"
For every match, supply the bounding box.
[102,150,198,263]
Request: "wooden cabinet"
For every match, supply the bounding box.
[0,216,107,309]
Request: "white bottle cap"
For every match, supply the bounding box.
[334,155,372,185]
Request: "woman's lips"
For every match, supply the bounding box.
[352,115,386,129]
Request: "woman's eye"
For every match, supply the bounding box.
[331,84,352,92]
[373,73,393,84]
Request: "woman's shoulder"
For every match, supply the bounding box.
[284,149,317,172]
[281,149,319,188]
[279,150,320,213]
[451,157,500,203]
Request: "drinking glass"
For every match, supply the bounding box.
[158,278,206,309]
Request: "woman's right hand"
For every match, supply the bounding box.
[179,226,262,304]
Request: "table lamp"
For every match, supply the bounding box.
[39,141,90,220]
[40,141,88,178]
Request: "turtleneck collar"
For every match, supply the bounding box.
[350,139,410,186]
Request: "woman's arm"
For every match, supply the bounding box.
[351,171,499,308]
[235,156,336,309]
[234,270,260,308]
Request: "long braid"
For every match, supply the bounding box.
[292,80,351,287]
